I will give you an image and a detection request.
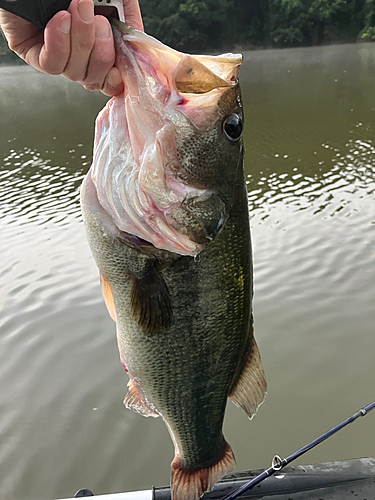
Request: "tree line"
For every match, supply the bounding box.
[140,0,375,51]
[1,0,375,63]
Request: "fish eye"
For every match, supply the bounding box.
[223,114,243,142]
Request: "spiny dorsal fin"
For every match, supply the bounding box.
[229,339,267,419]
[124,379,159,418]
[99,272,117,322]
[130,264,172,334]
[174,55,231,94]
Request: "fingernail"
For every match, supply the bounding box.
[95,18,111,40]
[60,14,71,34]
[107,70,122,89]
[78,0,94,24]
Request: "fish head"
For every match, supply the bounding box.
[90,22,244,256]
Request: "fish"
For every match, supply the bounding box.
[80,20,267,500]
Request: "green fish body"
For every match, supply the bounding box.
[81,21,266,500]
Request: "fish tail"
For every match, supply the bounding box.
[171,443,235,500]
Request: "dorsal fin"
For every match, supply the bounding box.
[229,339,267,419]
[174,55,231,94]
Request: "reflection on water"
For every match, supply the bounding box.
[248,137,375,217]
[1,148,83,224]
[0,43,374,500]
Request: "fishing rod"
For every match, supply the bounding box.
[222,400,375,500]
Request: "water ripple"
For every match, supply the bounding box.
[1,50,375,500]
[0,145,90,226]
[247,135,375,221]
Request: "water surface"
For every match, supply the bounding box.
[0,43,374,500]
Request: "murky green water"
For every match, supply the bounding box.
[0,42,374,500]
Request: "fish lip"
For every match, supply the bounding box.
[111,19,243,90]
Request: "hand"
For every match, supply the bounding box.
[0,0,143,96]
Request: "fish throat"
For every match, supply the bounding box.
[90,21,242,257]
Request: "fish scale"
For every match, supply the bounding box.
[81,20,266,500]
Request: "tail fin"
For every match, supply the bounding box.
[171,443,235,500]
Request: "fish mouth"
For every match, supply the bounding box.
[112,20,242,130]
[89,22,243,257]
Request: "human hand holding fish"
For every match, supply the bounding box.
[0,0,143,95]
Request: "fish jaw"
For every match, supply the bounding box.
[91,97,205,256]
[89,22,243,256]
[112,22,242,132]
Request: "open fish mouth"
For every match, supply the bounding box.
[90,21,243,256]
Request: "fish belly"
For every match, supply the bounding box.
[81,170,266,500]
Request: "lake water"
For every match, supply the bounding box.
[0,42,374,500]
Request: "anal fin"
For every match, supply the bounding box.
[124,379,159,418]
[130,264,172,334]
[229,339,267,419]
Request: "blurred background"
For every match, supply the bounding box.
[2,0,375,61]
[0,2,375,500]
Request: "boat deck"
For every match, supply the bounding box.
[63,457,375,500]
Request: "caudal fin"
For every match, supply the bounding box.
[171,443,235,500]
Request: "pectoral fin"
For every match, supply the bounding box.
[100,272,117,322]
[130,264,172,334]
[229,339,267,419]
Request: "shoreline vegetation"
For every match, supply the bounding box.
[1,0,375,64]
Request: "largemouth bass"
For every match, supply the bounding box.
[81,21,266,500]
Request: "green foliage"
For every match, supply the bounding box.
[265,0,308,46]
[360,0,375,39]
[1,1,375,64]
[308,0,347,21]
[139,0,374,51]
[179,0,229,26]
[142,0,233,51]
[361,25,375,38]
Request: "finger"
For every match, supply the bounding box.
[79,15,115,91]
[39,12,71,74]
[0,9,40,52]
[124,0,144,31]
[0,9,71,75]
[101,67,124,96]
[63,0,96,81]
[0,9,45,67]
